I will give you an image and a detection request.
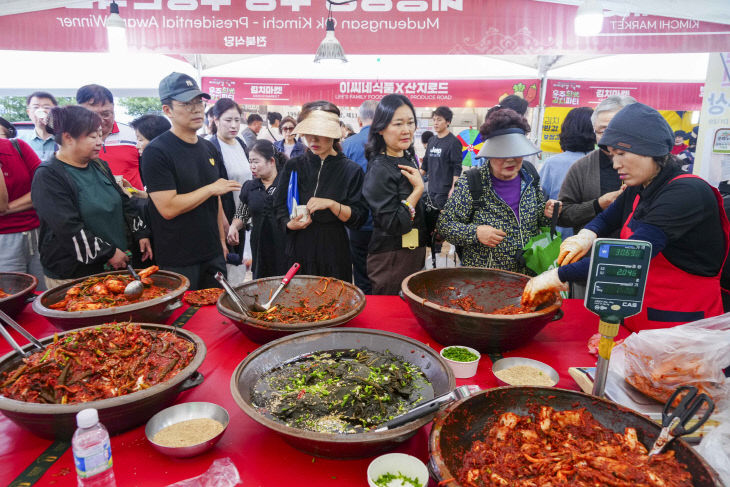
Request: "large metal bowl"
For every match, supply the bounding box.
[230,327,456,458]
[0,323,206,439]
[401,267,562,353]
[32,270,189,331]
[430,387,724,487]
[217,275,366,343]
[0,272,38,319]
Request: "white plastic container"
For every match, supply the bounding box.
[72,408,116,487]
[440,346,481,379]
[367,453,429,487]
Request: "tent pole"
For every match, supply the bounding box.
[535,55,560,162]
[194,54,203,85]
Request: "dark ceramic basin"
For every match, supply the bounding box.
[217,275,366,343]
[430,387,724,486]
[401,267,562,353]
[230,327,455,458]
[0,272,38,319]
[32,270,189,331]
[0,323,206,439]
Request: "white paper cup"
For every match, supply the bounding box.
[291,204,309,220]
[440,346,481,379]
[367,453,429,487]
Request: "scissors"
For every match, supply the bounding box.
[648,385,714,457]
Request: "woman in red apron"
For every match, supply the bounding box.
[523,103,729,332]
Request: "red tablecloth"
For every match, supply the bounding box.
[0,298,629,486]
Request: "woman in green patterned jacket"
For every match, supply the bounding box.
[436,108,558,274]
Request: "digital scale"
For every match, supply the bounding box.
[584,238,652,397]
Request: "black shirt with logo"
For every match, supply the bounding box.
[421,132,463,199]
[140,131,223,267]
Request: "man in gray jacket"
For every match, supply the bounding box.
[557,95,637,235]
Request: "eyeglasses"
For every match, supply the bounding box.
[281,126,295,132]
[97,111,115,120]
[175,99,206,113]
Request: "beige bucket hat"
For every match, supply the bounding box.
[292,109,342,139]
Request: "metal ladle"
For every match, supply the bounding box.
[124,265,144,299]
[0,309,44,358]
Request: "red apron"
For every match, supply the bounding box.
[621,175,730,332]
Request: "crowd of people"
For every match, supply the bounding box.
[1,73,725,331]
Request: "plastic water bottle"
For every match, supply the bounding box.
[72,408,117,487]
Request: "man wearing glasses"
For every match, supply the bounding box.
[77,84,143,192]
[140,73,241,289]
[22,91,58,162]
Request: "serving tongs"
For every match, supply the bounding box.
[0,309,44,358]
[214,272,251,316]
[648,385,714,457]
[374,385,473,432]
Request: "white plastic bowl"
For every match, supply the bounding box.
[367,453,429,487]
[439,346,481,379]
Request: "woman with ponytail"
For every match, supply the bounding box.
[227,140,289,279]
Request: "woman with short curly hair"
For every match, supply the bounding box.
[436,108,557,273]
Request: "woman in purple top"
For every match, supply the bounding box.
[437,108,558,273]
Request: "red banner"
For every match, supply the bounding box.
[0,1,729,55]
[202,77,540,107]
[546,80,704,111]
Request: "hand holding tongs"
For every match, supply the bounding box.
[648,385,714,457]
[0,309,44,358]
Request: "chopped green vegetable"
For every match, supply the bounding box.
[374,471,422,487]
[442,347,478,362]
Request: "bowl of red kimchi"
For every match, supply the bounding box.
[32,269,189,331]
[401,267,562,353]
[0,272,38,319]
[217,275,366,343]
[429,386,724,487]
[0,322,206,439]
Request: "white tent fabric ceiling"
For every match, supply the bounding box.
[2,0,729,25]
[0,1,719,93]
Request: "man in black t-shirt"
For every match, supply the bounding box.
[141,72,241,290]
[420,106,462,209]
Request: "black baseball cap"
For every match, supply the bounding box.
[159,72,210,102]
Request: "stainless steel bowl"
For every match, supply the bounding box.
[145,402,229,458]
[491,357,559,387]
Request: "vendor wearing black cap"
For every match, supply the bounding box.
[523,103,729,332]
[140,72,241,290]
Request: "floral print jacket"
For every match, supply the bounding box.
[436,163,549,274]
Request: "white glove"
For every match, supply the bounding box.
[557,229,597,266]
[522,268,567,307]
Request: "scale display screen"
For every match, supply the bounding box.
[603,266,640,278]
[597,283,639,297]
[585,239,652,320]
[608,247,645,259]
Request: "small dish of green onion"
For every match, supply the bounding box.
[367,453,428,487]
[440,346,481,379]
